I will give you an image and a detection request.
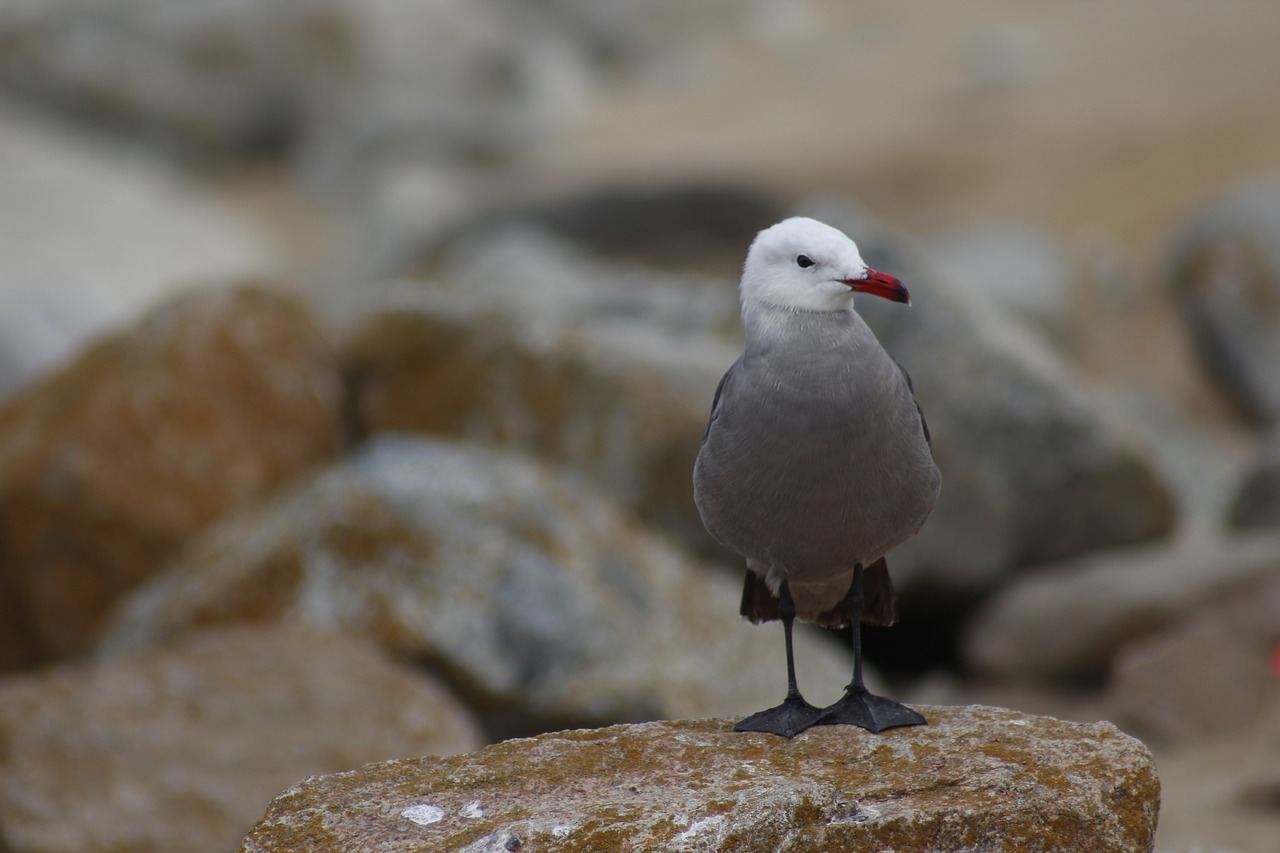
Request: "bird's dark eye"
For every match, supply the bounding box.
[796,255,815,269]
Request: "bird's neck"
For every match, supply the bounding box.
[741,302,861,349]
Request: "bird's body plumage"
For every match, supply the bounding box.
[693,215,939,737]
[694,305,939,622]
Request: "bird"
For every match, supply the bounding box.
[693,216,940,738]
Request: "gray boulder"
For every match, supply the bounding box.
[963,533,1280,684]
[102,436,853,738]
[1164,176,1280,424]
[240,708,1160,853]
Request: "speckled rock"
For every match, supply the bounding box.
[1164,176,1280,424]
[0,285,342,669]
[239,706,1160,853]
[102,436,853,738]
[0,625,482,853]
[340,262,734,554]
[963,533,1280,684]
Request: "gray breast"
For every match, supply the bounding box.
[694,310,939,583]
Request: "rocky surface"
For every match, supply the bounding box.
[0,625,482,853]
[0,286,342,669]
[1108,573,1280,744]
[1165,176,1280,425]
[962,533,1280,684]
[1227,426,1280,530]
[102,436,853,738]
[240,706,1160,853]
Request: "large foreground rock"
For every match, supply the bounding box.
[240,707,1160,852]
[0,625,482,853]
[1165,176,1280,424]
[963,533,1280,684]
[0,286,342,670]
[103,436,852,738]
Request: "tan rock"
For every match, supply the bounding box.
[0,625,483,853]
[240,707,1160,853]
[0,286,342,668]
[962,533,1280,684]
[1109,574,1280,744]
[102,436,854,739]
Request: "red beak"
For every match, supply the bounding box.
[840,268,911,305]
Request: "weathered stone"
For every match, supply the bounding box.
[1227,427,1280,530]
[963,533,1280,684]
[0,106,279,398]
[0,625,482,853]
[341,263,733,553]
[0,286,342,669]
[102,436,853,738]
[240,707,1160,853]
[1109,574,1280,744]
[1164,176,1280,424]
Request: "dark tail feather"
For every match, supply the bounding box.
[861,557,899,626]
[814,557,899,628]
[739,571,780,624]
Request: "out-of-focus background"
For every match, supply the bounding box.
[1,1,1279,851]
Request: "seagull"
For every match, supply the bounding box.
[694,216,940,738]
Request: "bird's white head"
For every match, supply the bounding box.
[739,217,910,316]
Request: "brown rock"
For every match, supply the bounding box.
[102,436,853,739]
[1109,574,1280,744]
[341,287,729,556]
[240,707,1160,853]
[963,533,1280,684]
[0,286,342,668]
[0,625,483,853]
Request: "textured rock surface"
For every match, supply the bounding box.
[240,706,1160,853]
[341,262,733,554]
[1165,176,1280,424]
[103,436,852,738]
[963,533,1280,684]
[0,625,483,853]
[0,286,342,669]
[1227,427,1280,530]
[1109,574,1280,744]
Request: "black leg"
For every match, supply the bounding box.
[817,563,927,733]
[734,580,825,738]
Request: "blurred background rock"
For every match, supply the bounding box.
[0,1,1278,851]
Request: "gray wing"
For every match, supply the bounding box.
[700,358,740,445]
[892,357,931,448]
